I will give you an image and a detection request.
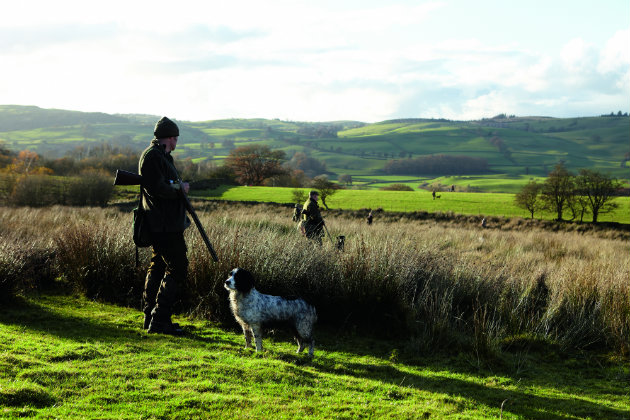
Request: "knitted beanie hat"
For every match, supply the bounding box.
[153,116,179,138]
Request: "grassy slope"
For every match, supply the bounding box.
[193,186,630,224]
[1,294,628,419]
[1,106,628,187]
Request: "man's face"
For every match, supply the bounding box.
[311,193,319,201]
[165,136,178,152]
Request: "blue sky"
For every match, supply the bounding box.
[1,0,628,122]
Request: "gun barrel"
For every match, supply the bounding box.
[113,170,143,186]
[181,193,219,262]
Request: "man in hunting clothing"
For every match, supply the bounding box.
[292,203,302,222]
[139,116,190,335]
[302,190,324,244]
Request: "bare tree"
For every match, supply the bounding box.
[541,163,575,221]
[311,175,339,210]
[515,180,542,219]
[575,169,622,223]
[338,174,353,186]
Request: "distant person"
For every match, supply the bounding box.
[139,116,191,336]
[451,185,455,192]
[366,211,373,225]
[302,190,324,244]
[481,217,487,228]
[292,203,302,222]
[432,190,436,200]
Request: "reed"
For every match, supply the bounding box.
[1,203,628,355]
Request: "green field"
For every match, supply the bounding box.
[2,294,628,419]
[194,186,630,224]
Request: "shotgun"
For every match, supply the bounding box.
[114,170,219,262]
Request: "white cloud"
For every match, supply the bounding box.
[561,38,597,73]
[598,29,630,73]
[0,1,628,121]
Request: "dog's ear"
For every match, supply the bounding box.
[235,268,254,293]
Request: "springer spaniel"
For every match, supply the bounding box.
[224,268,317,356]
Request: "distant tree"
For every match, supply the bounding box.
[574,169,622,223]
[384,154,489,175]
[515,180,542,219]
[286,152,327,177]
[263,168,308,188]
[380,184,414,191]
[2,150,53,175]
[338,174,353,186]
[222,140,236,150]
[224,145,286,186]
[291,188,308,205]
[0,141,15,169]
[311,175,339,210]
[541,163,575,221]
[568,192,591,223]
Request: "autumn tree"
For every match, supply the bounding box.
[286,152,327,177]
[224,145,286,186]
[3,150,52,175]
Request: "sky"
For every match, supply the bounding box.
[1,0,628,122]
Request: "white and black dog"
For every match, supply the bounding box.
[224,268,317,356]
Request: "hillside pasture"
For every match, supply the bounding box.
[1,107,628,191]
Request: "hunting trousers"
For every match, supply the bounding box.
[142,232,188,322]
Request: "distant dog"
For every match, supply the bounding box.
[224,268,317,356]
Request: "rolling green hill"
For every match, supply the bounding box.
[1,106,628,189]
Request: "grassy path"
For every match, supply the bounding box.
[1,294,628,419]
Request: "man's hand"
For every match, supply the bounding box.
[171,181,190,194]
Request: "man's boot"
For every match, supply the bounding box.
[147,307,183,336]
[144,309,181,331]
[147,318,184,335]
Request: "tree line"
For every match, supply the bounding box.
[384,154,489,175]
[0,141,338,207]
[514,163,624,223]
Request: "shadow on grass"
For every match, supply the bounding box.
[0,295,234,347]
[294,333,629,420]
[3,295,627,420]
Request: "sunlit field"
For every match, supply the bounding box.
[192,186,630,224]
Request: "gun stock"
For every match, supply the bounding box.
[113,170,143,186]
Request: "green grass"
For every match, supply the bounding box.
[193,186,630,224]
[1,294,628,419]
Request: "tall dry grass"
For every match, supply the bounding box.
[1,203,628,355]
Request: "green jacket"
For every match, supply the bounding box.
[138,140,189,233]
[302,198,323,234]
